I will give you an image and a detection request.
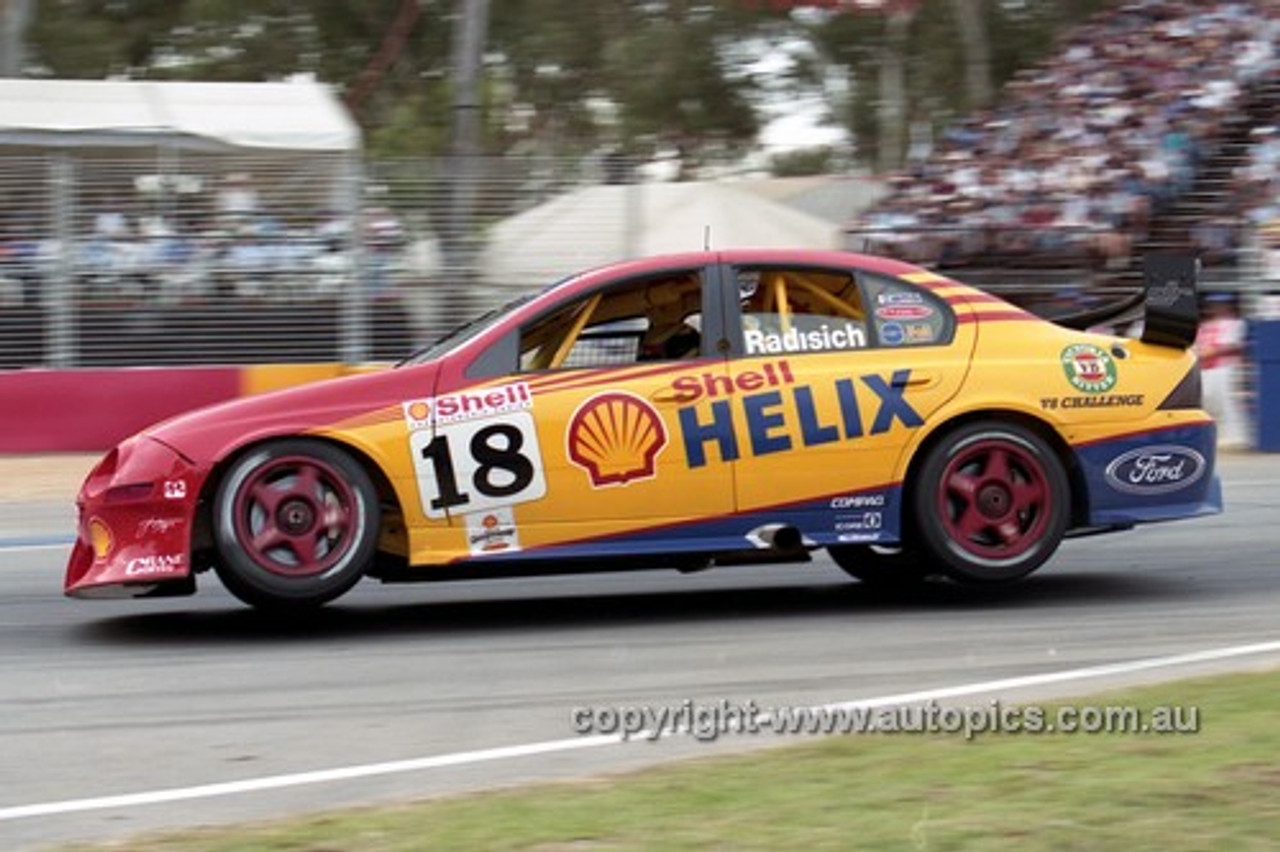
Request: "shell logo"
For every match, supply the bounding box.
[403,399,432,431]
[88,517,114,561]
[567,391,668,487]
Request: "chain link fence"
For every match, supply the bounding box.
[2,151,1274,369]
[0,152,644,368]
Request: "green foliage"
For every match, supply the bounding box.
[810,0,1120,168]
[769,145,837,177]
[488,0,764,163]
[22,0,1121,169]
[604,8,759,162]
[364,87,450,159]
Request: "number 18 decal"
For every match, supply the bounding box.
[411,411,547,519]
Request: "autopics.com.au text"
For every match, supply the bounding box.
[570,699,1201,743]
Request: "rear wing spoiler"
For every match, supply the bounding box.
[1046,254,1200,349]
[1140,253,1200,350]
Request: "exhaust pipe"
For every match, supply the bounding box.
[747,523,805,554]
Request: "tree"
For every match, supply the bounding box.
[486,0,765,169]
[20,0,1119,170]
[810,0,1116,170]
[949,0,993,109]
[24,1,452,149]
[1,0,35,76]
[24,0,768,167]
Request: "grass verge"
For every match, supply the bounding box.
[55,668,1280,851]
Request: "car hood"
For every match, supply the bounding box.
[145,363,436,463]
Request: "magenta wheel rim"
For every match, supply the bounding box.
[935,439,1052,562]
[231,455,359,578]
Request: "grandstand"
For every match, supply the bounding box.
[846,0,1279,313]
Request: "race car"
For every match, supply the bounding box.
[65,249,1222,609]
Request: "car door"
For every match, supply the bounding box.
[493,264,737,550]
[719,262,970,538]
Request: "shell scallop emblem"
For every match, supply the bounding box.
[567,391,669,487]
[402,399,432,431]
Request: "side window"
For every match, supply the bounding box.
[737,268,868,357]
[519,272,704,371]
[862,274,954,347]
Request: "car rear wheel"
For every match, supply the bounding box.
[914,421,1068,584]
[213,439,379,609]
[828,544,931,587]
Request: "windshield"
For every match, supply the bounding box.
[397,292,537,367]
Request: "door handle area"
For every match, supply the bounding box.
[903,370,939,388]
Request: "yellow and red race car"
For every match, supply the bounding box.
[66,249,1221,608]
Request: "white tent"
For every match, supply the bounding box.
[478,181,843,287]
[0,78,360,153]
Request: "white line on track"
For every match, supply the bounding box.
[3,639,1279,822]
[0,541,72,552]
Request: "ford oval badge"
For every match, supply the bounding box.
[1104,445,1206,495]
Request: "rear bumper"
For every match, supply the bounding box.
[1075,421,1223,527]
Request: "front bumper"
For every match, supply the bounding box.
[64,435,205,599]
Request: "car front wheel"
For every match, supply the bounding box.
[913,421,1069,584]
[212,439,380,609]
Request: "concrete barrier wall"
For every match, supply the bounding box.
[0,364,357,453]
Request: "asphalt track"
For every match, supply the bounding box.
[2,453,1279,850]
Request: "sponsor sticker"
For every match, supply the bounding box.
[465,507,521,554]
[162,480,187,499]
[675,369,924,468]
[404,381,532,430]
[1104,445,1206,495]
[903,323,936,344]
[1040,394,1145,411]
[830,493,886,510]
[875,304,934,321]
[567,391,668,487]
[124,553,184,576]
[1061,343,1117,394]
[136,518,183,537]
[88,517,114,561]
[404,399,433,431]
[879,322,905,346]
[877,291,925,306]
[1146,280,1194,309]
[834,511,882,533]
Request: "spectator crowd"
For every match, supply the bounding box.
[852,0,1279,275]
[0,186,411,308]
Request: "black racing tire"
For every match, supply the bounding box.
[212,439,380,609]
[912,421,1069,584]
[828,544,931,587]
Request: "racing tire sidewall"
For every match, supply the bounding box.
[212,439,379,609]
[913,421,1069,584]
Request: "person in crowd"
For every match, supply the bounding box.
[1197,292,1251,449]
